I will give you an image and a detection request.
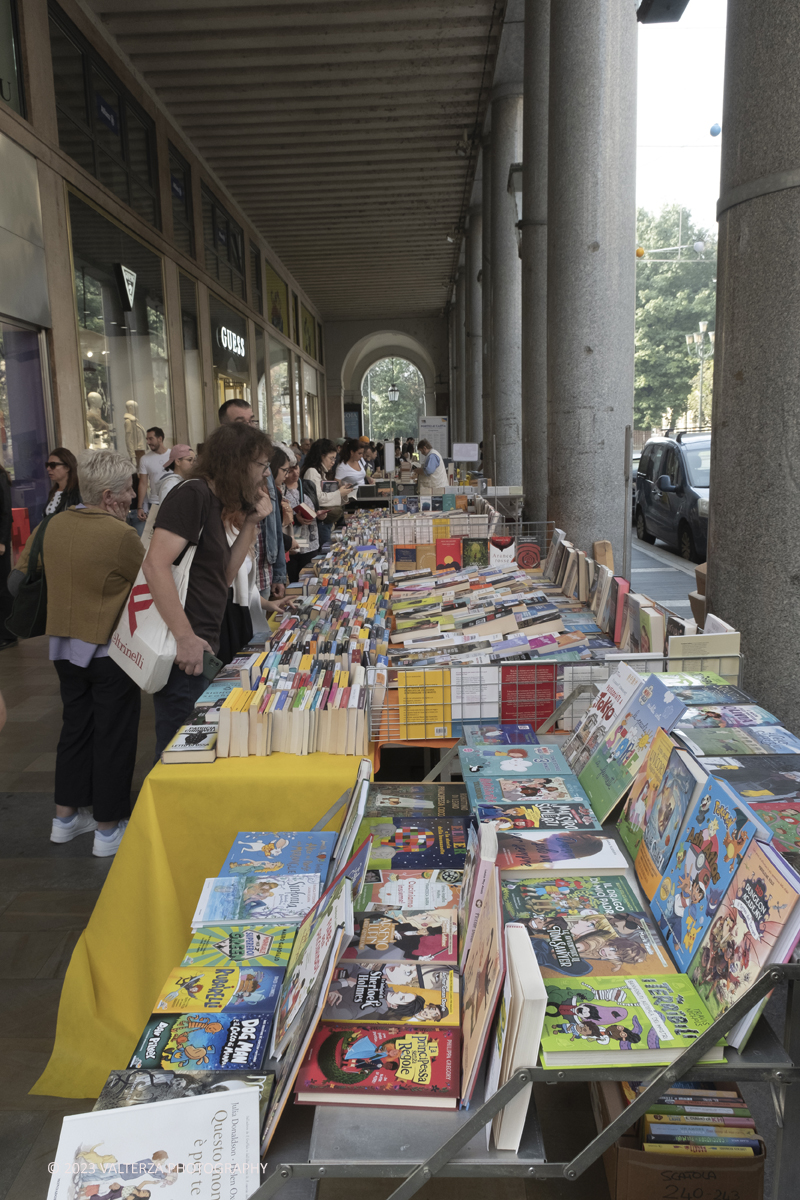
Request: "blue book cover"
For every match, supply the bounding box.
[219,830,336,877]
[195,874,320,925]
[353,816,469,871]
[130,1013,271,1072]
[463,723,539,747]
[651,776,759,971]
[459,742,572,777]
[465,773,592,806]
[635,748,707,897]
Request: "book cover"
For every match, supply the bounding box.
[651,776,758,970]
[676,705,780,730]
[436,537,462,572]
[489,536,516,568]
[578,675,687,822]
[496,830,629,873]
[416,543,437,574]
[679,725,800,757]
[361,782,471,819]
[459,742,571,777]
[394,545,417,573]
[181,925,296,969]
[161,724,218,762]
[46,1090,260,1199]
[501,873,675,979]
[516,540,541,570]
[354,816,469,871]
[460,870,505,1101]
[706,754,800,801]
[476,799,602,832]
[617,728,676,859]
[634,749,707,900]
[464,723,539,747]
[442,494,457,512]
[466,773,592,806]
[295,1021,460,1103]
[129,1013,271,1071]
[500,662,557,726]
[669,682,754,705]
[193,874,320,925]
[321,961,459,1025]
[341,909,458,963]
[153,964,283,1016]
[355,873,462,912]
[93,1068,274,1127]
[219,830,336,877]
[562,665,644,773]
[462,537,490,568]
[748,799,800,856]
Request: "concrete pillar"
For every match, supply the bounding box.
[455,267,467,444]
[481,137,493,471]
[521,0,550,524]
[490,87,523,486]
[547,0,637,570]
[707,0,800,731]
[465,208,483,445]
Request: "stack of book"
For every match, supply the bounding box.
[622,1081,764,1158]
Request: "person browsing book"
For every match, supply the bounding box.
[144,423,273,758]
[283,462,319,582]
[302,438,354,547]
[335,438,367,493]
[413,439,448,493]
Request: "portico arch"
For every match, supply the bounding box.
[340,330,438,421]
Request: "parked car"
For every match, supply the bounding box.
[635,433,709,562]
[631,451,641,519]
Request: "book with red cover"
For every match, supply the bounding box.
[612,577,630,645]
[500,663,557,726]
[294,1022,460,1108]
[435,538,463,572]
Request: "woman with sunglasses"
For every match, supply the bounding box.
[45,448,81,515]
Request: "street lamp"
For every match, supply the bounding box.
[685,322,715,429]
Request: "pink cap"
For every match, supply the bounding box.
[166,444,193,465]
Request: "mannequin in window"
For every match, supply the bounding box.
[124,399,147,461]
[86,392,111,448]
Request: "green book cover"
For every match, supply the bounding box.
[181,924,296,969]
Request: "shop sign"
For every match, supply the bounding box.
[216,326,246,357]
[113,263,137,311]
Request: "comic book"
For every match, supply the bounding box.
[634,749,708,901]
[688,838,800,1048]
[218,830,336,877]
[320,961,459,1026]
[500,873,675,979]
[676,705,780,730]
[355,873,462,912]
[539,974,724,1066]
[463,723,539,747]
[466,773,592,807]
[497,829,629,875]
[561,665,644,773]
[651,776,758,971]
[340,909,458,964]
[181,925,296,970]
[153,965,283,1017]
[93,1067,274,1130]
[682,724,800,757]
[459,742,572,777]
[706,755,800,801]
[354,816,469,871]
[361,782,471,819]
[476,799,602,832]
[578,676,687,822]
[295,1022,460,1107]
[617,729,675,859]
[191,874,319,927]
[129,1013,272,1071]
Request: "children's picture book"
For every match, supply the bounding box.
[355,874,462,912]
[46,1090,261,1200]
[668,683,754,706]
[676,705,780,730]
[678,725,800,757]
[93,1067,274,1128]
[361,783,471,818]
[459,742,571,776]
[617,729,675,859]
[467,773,592,806]
[460,870,505,1101]
[561,665,644,773]
[476,799,602,832]
[501,873,675,979]
[748,799,800,856]
[634,749,708,901]
[153,964,283,1017]
[463,723,539,747]
[321,961,459,1026]
[496,830,629,875]
[651,776,758,971]
[181,924,296,970]
[129,1013,272,1072]
[578,675,687,822]
[341,909,458,963]
[706,755,800,801]
[354,816,469,871]
[539,974,725,1067]
[295,1022,460,1108]
[192,874,320,926]
[688,838,800,1048]
[219,830,336,877]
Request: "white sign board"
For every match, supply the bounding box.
[419,416,449,458]
[383,441,395,473]
[452,442,480,462]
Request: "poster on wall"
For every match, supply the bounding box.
[419,416,449,459]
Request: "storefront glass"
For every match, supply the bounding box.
[179,273,204,449]
[301,304,316,360]
[293,355,302,441]
[69,192,172,457]
[209,294,250,410]
[0,321,50,527]
[265,263,288,335]
[0,0,24,117]
[269,337,291,444]
[303,362,319,440]
[256,328,268,433]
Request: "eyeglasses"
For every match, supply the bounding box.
[255,460,271,473]
[46,462,64,469]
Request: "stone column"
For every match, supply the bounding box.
[455,267,467,443]
[707,0,800,731]
[490,87,523,487]
[547,0,637,570]
[521,0,550,525]
[465,207,483,445]
[481,137,493,470]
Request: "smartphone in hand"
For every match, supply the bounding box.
[202,651,224,681]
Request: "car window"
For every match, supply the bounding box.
[638,447,651,477]
[646,445,665,481]
[661,447,679,483]
[683,440,711,487]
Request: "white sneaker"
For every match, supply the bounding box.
[92,819,129,858]
[50,809,98,843]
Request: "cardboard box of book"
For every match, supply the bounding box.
[589,1080,764,1200]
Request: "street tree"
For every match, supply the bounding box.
[361,357,425,443]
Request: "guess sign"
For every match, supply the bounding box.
[216,326,246,357]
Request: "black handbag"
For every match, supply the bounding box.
[5,515,52,639]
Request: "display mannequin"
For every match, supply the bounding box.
[86,392,111,448]
[124,399,146,461]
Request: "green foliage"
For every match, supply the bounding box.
[635,206,717,431]
[686,359,714,427]
[361,357,425,443]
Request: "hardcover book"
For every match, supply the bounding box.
[466,773,592,806]
[676,705,780,730]
[361,782,471,819]
[181,925,296,969]
[321,960,459,1026]
[341,909,458,964]
[129,1013,271,1072]
[153,964,283,1017]
[218,830,336,878]
[353,816,469,871]
[192,874,320,926]
[463,723,539,747]
[678,725,800,757]
[496,830,629,875]
[617,728,675,859]
[460,870,505,1101]
[459,742,572,777]
[634,748,708,901]
[355,874,462,912]
[561,664,644,774]
[706,754,800,801]
[476,799,602,832]
[748,799,800,857]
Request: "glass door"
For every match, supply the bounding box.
[0,319,51,528]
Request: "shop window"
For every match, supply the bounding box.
[269,337,291,444]
[250,243,263,316]
[265,262,288,335]
[49,4,159,227]
[317,323,324,365]
[292,293,300,346]
[0,0,24,117]
[209,294,250,411]
[302,362,318,440]
[179,274,204,449]
[301,304,316,360]
[293,355,301,440]
[0,321,50,528]
[201,185,245,300]
[68,192,173,456]
[169,143,194,258]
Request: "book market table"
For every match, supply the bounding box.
[31,753,361,1100]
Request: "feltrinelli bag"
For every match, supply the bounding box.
[108,542,198,694]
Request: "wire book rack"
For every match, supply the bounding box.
[384,519,554,580]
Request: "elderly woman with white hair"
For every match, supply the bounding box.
[44,449,144,857]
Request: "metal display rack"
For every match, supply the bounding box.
[383,516,553,580]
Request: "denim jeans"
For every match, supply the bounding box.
[153,664,209,761]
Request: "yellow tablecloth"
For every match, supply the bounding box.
[32,754,362,1098]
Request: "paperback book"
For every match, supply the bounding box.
[459,742,572,776]
[192,874,320,926]
[617,729,675,859]
[181,925,296,970]
[460,870,505,1102]
[561,665,644,774]
[496,830,629,875]
[466,773,592,806]
[218,830,336,877]
[475,799,602,832]
[354,816,469,871]
[94,1067,274,1130]
[153,964,283,1017]
[675,705,780,730]
[355,873,462,912]
[677,725,800,758]
[341,909,457,963]
[463,723,539,747]
[321,961,459,1026]
[130,1013,272,1072]
[634,749,708,901]
[361,782,471,818]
